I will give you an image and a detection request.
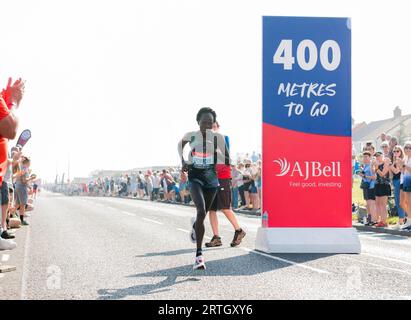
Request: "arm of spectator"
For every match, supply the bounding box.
[380,159,392,176]
[390,160,402,174]
[0,98,18,140]
[366,173,376,180]
[1,77,25,108]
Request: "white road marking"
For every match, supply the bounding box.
[240,247,331,275]
[81,196,411,275]
[20,226,31,300]
[362,253,411,267]
[142,218,163,225]
[2,254,10,262]
[176,227,212,240]
[343,256,411,276]
[122,211,135,217]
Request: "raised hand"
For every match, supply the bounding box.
[1,77,25,107]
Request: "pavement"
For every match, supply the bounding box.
[1,191,411,300]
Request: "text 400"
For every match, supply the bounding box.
[273,39,341,71]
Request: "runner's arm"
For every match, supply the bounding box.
[178,132,192,170]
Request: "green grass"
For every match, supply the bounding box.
[352,178,365,207]
[352,178,400,225]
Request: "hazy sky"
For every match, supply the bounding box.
[1,0,410,182]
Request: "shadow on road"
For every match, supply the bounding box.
[97,276,200,300]
[135,247,234,258]
[135,249,195,257]
[97,250,335,299]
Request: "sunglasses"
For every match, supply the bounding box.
[394,150,401,153]
[405,146,411,150]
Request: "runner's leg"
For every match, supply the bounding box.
[190,182,217,254]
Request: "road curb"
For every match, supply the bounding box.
[353,223,411,237]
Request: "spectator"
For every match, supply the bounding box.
[0,77,24,250]
[145,174,153,199]
[390,145,406,229]
[373,152,391,227]
[251,151,258,163]
[237,162,246,208]
[126,174,131,196]
[389,136,399,161]
[249,163,261,211]
[401,141,411,231]
[1,152,15,239]
[255,160,262,207]
[137,171,145,198]
[242,160,258,210]
[381,141,390,159]
[151,171,161,201]
[231,164,240,209]
[162,169,175,202]
[365,144,376,158]
[179,170,188,204]
[14,156,36,226]
[359,151,377,225]
[110,177,114,195]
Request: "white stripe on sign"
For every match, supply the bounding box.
[142,218,163,225]
[2,254,10,262]
[240,247,331,275]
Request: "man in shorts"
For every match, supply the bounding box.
[206,122,246,248]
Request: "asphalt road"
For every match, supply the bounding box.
[1,191,411,300]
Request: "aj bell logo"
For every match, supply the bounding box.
[273,158,341,180]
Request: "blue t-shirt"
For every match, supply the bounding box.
[362,164,375,189]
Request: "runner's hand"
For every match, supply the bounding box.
[181,162,189,172]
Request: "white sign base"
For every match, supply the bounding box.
[255,227,361,254]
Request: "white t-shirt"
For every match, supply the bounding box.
[152,176,161,188]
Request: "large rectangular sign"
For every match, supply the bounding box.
[262,16,352,228]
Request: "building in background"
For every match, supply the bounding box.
[353,106,411,152]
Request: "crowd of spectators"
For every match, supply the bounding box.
[354,133,411,230]
[0,77,39,251]
[66,152,262,212]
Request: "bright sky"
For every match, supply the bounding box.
[1,0,410,182]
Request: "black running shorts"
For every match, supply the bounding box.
[210,179,232,211]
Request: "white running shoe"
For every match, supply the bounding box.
[392,223,404,231]
[400,221,410,230]
[189,217,196,243]
[193,255,206,270]
[0,238,17,250]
